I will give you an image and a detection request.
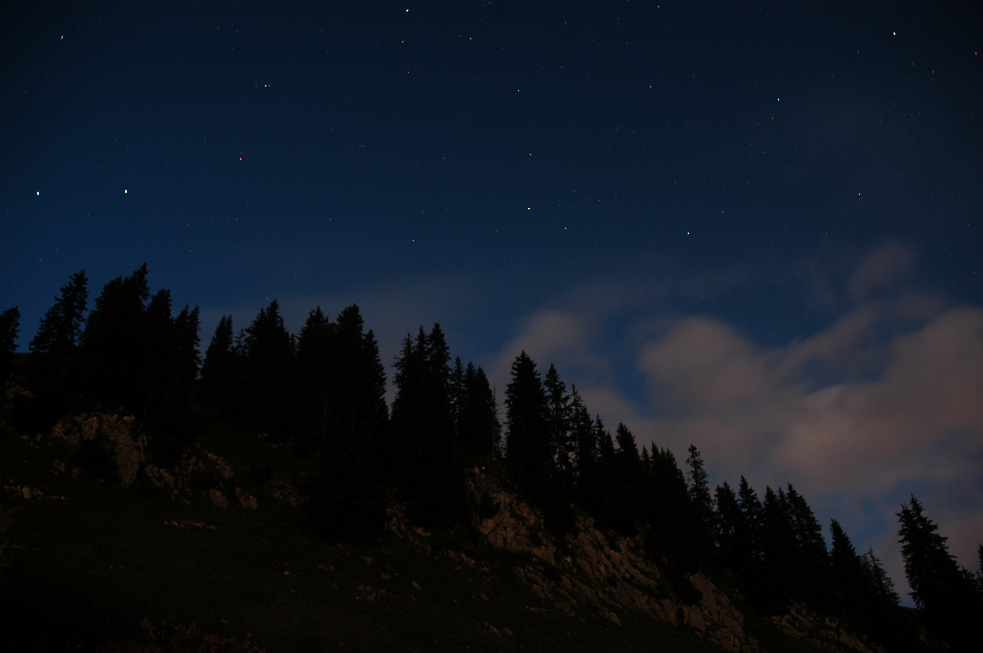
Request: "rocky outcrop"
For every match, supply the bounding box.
[771,604,886,653]
[467,469,758,652]
[463,470,896,653]
[48,412,258,511]
[50,412,148,487]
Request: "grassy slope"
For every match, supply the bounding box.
[2,418,745,652]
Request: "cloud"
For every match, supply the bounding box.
[488,245,983,595]
[488,308,609,391]
[848,241,916,301]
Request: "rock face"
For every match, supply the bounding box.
[468,469,757,653]
[51,412,147,487]
[49,412,258,511]
[771,604,886,653]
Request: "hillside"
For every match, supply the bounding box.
[0,408,902,652]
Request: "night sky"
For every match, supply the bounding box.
[3,2,982,600]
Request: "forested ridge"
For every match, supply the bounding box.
[2,265,982,651]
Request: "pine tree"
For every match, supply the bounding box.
[28,269,88,399]
[239,300,294,437]
[80,264,151,409]
[830,518,861,588]
[29,270,89,360]
[329,305,388,445]
[544,364,573,481]
[504,351,551,500]
[306,305,388,542]
[172,305,201,395]
[898,495,983,648]
[860,547,900,608]
[569,386,596,479]
[390,325,466,529]
[644,444,704,579]
[714,481,744,565]
[0,306,19,379]
[295,306,333,449]
[784,484,828,605]
[686,445,714,540]
[456,361,499,457]
[201,315,238,414]
[737,476,762,557]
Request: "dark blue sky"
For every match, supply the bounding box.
[3,1,982,599]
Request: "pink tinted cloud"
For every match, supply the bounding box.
[636,305,983,498]
[848,241,916,301]
[489,309,608,389]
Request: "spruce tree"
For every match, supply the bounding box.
[686,445,714,541]
[306,305,388,541]
[504,351,551,499]
[201,315,238,414]
[28,269,88,401]
[80,264,150,409]
[714,481,744,567]
[758,486,799,610]
[544,364,573,481]
[29,269,88,361]
[239,300,294,438]
[0,306,19,380]
[898,495,983,647]
[390,325,466,530]
[456,361,499,457]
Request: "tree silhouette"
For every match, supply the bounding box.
[305,305,389,541]
[390,325,467,530]
[201,315,238,415]
[544,364,574,481]
[898,495,983,648]
[29,270,88,361]
[239,300,294,438]
[79,264,150,409]
[504,351,551,500]
[686,445,714,541]
[455,360,499,457]
[0,306,19,380]
[27,269,88,407]
[714,481,746,571]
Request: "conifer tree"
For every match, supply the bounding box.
[644,444,705,578]
[29,269,88,361]
[714,481,744,566]
[295,306,333,448]
[306,305,388,541]
[330,304,387,445]
[201,315,238,414]
[239,300,294,437]
[737,476,762,558]
[830,518,862,590]
[759,486,799,609]
[0,306,19,380]
[686,445,714,540]
[28,269,88,400]
[569,386,596,479]
[859,547,900,608]
[456,361,499,457]
[80,264,150,409]
[504,351,551,499]
[390,325,466,529]
[544,364,573,480]
[898,495,983,646]
[172,305,201,396]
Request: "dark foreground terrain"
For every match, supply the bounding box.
[0,414,916,652]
